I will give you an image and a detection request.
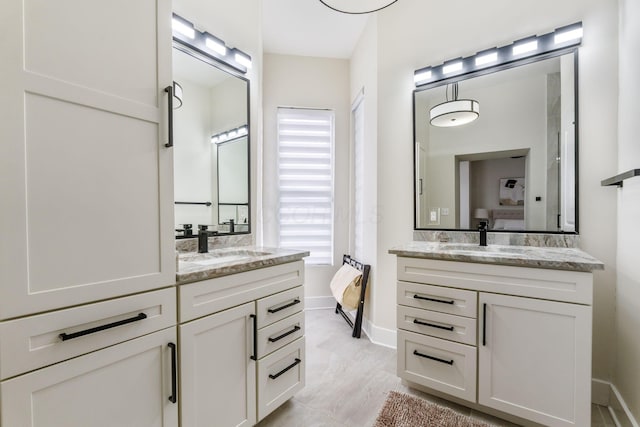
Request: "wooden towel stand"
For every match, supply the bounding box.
[334,254,370,338]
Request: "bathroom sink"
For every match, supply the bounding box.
[180,249,273,266]
[437,243,530,256]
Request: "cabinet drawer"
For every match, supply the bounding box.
[0,287,176,380]
[257,337,305,421]
[398,281,477,318]
[179,261,304,323]
[256,286,304,328]
[397,305,476,346]
[398,330,476,402]
[257,311,305,358]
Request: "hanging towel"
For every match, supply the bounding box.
[330,264,363,311]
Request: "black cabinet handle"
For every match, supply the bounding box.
[268,325,301,343]
[413,319,454,331]
[413,294,455,305]
[267,299,301,314]
[168,342,177,404]
[59,313,147,341]
[250,314,257,361]
[413,350,454,365]
[164,85,173,148]
[269,358,301,380]
[482,303,487,346]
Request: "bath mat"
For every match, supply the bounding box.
[373,391,493,427]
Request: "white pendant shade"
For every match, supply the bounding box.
[319,0,397,14]
[430,99,479,127]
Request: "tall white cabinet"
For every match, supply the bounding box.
[0,1,177,426]
[0,0,175,319]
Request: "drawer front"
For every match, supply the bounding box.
[397,305,477,346]
[0,287,176,380]
[257,337,305,421]
[398,281,477,318]
[398,330,476,403]
[257,311,305,358]
[179,261,304,323]
[256,286,304,328]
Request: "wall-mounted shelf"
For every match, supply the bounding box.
[601,169,640,188]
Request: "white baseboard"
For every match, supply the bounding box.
[362,317,396,349]
[592,379,639,427]
[304,296,335,310]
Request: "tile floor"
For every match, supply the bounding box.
[258,309,616,427]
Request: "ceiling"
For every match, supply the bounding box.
[262,0,370,59]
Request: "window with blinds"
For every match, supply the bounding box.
[277,107,335,265]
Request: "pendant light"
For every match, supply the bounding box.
[429,82,479,127]
[318,0,398,14]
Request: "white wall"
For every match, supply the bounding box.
[614,0,640,421]
[173,0,262,240]
[262,53,351,298]
[352,0,618,380]
[349,16,380,336]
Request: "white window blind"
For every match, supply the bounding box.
[277,107,334,265]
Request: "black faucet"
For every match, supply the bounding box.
[223,219,235,233]
[175,223,193,238]
[478,221,488,247]
[198,225,209,253]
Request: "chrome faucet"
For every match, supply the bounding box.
[478,221,488,247]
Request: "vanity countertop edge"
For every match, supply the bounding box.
[389,241,604,272]
[176,246,310,284]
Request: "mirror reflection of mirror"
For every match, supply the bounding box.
[172,43,250,237]
[414,52,577,233]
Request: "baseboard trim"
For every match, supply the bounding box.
[591,379,639,427]
[304,296,335,310]
[609,382,639,427]
[362,317,396,349]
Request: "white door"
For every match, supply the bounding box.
[1,327,178,427]
[180,302,257,427]
[478,293,591,427]
[0,0,174,319]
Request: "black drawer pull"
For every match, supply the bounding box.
[268,325,301,343]
[250,314,257,361]
[269,358,302,380]
[413,294,455,305]
[267,299,301,314]
[413,319,454,331]
[59,313,147,341]
[482,303,487,346]
[168,342,177,404]
[413,350,454,365]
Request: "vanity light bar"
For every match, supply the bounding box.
[414,21,582,87]
[172,13,252,74]
[211,125,248,144]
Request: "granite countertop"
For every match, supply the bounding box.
[176,246,310,284]
[389,241,604,272]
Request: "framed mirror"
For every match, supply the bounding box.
[173,42,250,237]
[414,50,578,233]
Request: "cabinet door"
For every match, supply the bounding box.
[180,302,257,427]
[0,0,174,319]
[478,293,591,427]
[1,327,178,427]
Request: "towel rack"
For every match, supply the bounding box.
[601,169,640,187]
[334,254,370,339]
[175,201,212,206]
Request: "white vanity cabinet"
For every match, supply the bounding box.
[395,257,593,427]
[0,288,179,427]
[0,0,174,319]
[178,261,306,426]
